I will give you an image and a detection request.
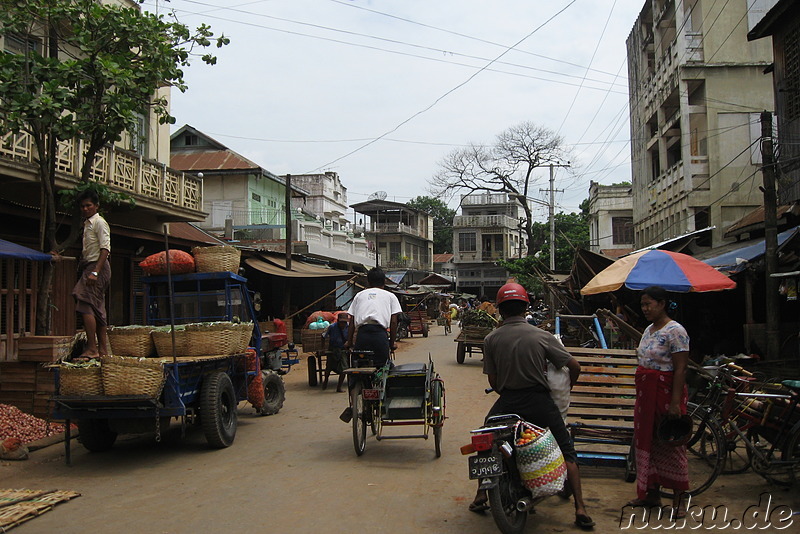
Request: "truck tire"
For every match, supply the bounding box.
[77,419,117,452]
[422,323,429,338]
[201,371,237,448]
[307,355,319,386]
[260,371,285,415]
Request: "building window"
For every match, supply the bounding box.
[785,22,800,121]
[129,111,147,156]
[3,33,40,55]
[458,232,476,252]
[184,134,198,146]
[251,192,261,203]
[612,217,633,244]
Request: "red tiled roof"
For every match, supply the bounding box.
[170,150,259,172]
[433,253,454,263]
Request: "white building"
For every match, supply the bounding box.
[587,181,634,258]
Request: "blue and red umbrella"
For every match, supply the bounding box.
[580,249,737,295]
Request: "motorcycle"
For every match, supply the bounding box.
[462,413,541,534]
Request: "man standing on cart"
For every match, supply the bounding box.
[469,282,595,530]
[340,267,402,422]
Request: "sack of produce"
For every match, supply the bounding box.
[139,250,195,276]
[0,437,29,461]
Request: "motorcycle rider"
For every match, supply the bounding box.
[469,282,595,530]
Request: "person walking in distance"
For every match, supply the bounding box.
[469,282,595,530]
[72,190,111,358]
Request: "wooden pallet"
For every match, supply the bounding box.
[0,489,81,531]
[566,346,637,472]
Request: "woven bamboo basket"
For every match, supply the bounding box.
[460,325,493,341]
[153,322,253,357]
[59,366,103,396]
[101,355,165,397]
[192,246,241,273]
[107,325,156,358]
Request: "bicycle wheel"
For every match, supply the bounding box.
[678,402,725,497]
[780,423,800,486]
[720,420,752,474]
[430,379,444,458]
[351,382,367,456]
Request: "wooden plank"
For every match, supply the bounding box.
[569,418,634,429]
[576,375,635,385]
[571,385,636,396]
[570,395,635,406]
[579,366,636,375]
[567,347,637,357]
[573,356,638,365]
[568,407,635,419]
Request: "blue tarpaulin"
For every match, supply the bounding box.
[0,238,52,261]
[703,227,798,274]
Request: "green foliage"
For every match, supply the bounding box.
[0,0,229,144]
[407,196,456,254]
[57,181,136,212]
[500,201,589,286]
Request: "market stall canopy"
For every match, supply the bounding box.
[700,226,799,275]
[580,249,737,295]
[0,239,52,261]
[245,255,352,279]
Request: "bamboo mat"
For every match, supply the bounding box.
[0,489,81,532]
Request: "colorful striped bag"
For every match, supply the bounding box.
[514,420,567,497]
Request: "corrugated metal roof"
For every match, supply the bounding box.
[724,203,800,237]
[170,150,259,172]
[433,253,454,263]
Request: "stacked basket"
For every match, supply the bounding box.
[59,362,103,396]
[192,246,241,274]
[107,325,156,357]
[101,355,165,397]
[151,322,253,358]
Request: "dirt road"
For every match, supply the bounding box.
[3,325,799,533]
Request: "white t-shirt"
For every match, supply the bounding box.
[348,287,402,329]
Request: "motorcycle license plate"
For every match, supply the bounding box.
[468,453,502,479]
[362,389,380,400]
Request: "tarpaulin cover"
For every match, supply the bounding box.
[0,239,52,261]
[702,227,798,274]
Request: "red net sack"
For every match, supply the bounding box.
[139,250,195,276]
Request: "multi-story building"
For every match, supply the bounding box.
[452,193,522,298]
[587,181,635,258]
[627,0,774,248]
[290,172,349,231]
[748,0,800,204]
[170,125,295,235]
[351,199,433,272]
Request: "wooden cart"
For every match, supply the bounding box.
[407,310,429,337]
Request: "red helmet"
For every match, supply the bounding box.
[496,283,530,305]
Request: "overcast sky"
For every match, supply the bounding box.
[146,0,644,223]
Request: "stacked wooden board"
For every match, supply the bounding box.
[566,346,637,478]
[0,336,70,418]
[0,489,80,531]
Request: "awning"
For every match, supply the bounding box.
[701,226,799,274]
[0,239,52,261]
[244,257,353,279]
[628,226,715,256]
[386,271,408,284]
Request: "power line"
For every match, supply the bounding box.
[305,1,579,173]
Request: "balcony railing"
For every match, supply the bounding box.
[453,214,517,229]
[460,193,514,206]
[0,129,203,213]
[367,222,427,239]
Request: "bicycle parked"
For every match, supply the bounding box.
[688,362,800,487]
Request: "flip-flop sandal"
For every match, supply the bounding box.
[468,500,489,513]
[574,514,596,529]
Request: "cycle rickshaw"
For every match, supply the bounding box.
[343,350,445,457]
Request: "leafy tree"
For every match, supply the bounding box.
[0,0,228,334]
[429,121,571,255]
[406,196,456,254]
[500,200,589,289]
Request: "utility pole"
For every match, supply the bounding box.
[284,174,292,271]
[540,163,569,271]
[760,112,780,360]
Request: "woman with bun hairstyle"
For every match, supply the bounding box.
[627,286,690,516]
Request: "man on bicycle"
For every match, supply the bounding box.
[469,282,595,530]
[339,267,402,422]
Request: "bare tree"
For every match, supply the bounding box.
[430,122,569,255]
